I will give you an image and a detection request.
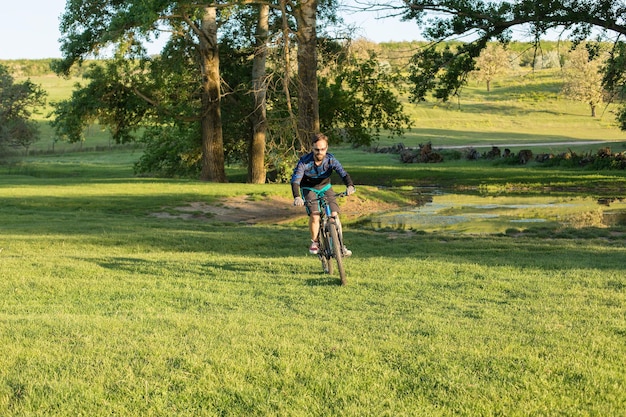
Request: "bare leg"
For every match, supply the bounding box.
[309,213,321,241]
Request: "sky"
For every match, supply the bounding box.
[0,1,424,60]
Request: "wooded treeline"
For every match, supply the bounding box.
[42,1,412,183]
[3,0,626,182]
[0,38,620,176]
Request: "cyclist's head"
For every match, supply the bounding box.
[311,133,329,157]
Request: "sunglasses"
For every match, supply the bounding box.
[313,147,327,152]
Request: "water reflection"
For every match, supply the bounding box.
[365,187,626,233]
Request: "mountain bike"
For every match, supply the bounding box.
[304,188,350,286]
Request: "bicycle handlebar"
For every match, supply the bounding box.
[304,190,350,204]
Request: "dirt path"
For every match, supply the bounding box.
[151,195,398,224]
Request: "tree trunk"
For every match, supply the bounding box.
[279,0,299,150]
[590,102,597,117]
[199,6,227,182]
[248,4,269,184]
[294,0,319,151]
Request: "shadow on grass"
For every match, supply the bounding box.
[2,192,625,273]
[448,101,567,118]
[304,276,343,286]
[6,214,625,273]
[402,127,605,145]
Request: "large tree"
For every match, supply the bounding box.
[472,43,511,92]
[53,0,345,182]
[318,39,412,146]
[394,0,626,125]
[54,1,228,181]
[293,0,320,149]
[53,0,404,182]
[562,44,606,117]
[249,4,270,183]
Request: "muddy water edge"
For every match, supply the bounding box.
[362,186,626,234]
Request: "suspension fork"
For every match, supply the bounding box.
[326,215,344,253]
[334,215,344,243]
[325,205,344,245]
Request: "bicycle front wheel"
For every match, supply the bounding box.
[328,221,346,285]
[319,252,331,274]
[318,232,332,275]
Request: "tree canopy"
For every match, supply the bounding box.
[395,0,626,126]
[53,1,232,181]
[0,65,47,154]
[51,0,411,182]
[562,44,606,117]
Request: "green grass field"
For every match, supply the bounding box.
[1,149,625,416]
[1,64,625,416]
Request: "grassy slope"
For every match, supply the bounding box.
[385,69,626,149]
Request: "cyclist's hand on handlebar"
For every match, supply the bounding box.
[346,186,356,196]
[294,197,305,206]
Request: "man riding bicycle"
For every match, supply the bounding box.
[290,133,356,255]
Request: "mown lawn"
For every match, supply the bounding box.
[1,153,625,416]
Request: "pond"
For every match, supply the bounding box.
[364,187,626,234]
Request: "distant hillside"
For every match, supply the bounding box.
[5,42,625,156]
[0,59,57,77]
[376,39,580,69]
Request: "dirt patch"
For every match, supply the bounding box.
[151,195,398,225]
[338,195,400,221]
[151,195,302,224]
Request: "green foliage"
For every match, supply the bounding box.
[471,43,511,91]
[0,59,55,76]
[50,60,151,144]
[603,41,626,129]
[52,1,234,181]
[318,43,411,147]
[134,124,202,178]
[218,38,254,164]
[400,0,626,128]
[0,65,47,154]
[50,1,417,179]
[50,34,256,177]
[264,149,297,183]
[561,44,606,116]
[408,41,486,102]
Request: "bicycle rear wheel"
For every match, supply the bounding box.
[328,221,346,285]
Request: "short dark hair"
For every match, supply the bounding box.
[311,133,328,146]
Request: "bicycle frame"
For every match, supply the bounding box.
[303,187,348,285]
